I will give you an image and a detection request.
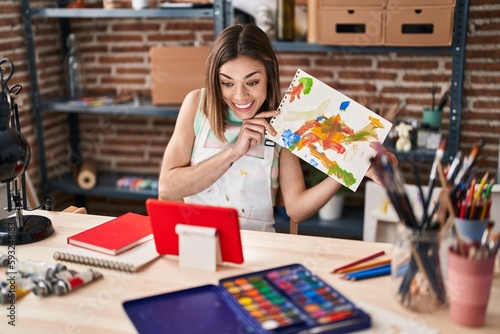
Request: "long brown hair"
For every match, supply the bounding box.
[203,23,281,142]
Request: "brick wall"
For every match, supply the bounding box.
[1,0,499,217]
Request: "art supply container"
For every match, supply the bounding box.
[422,107,442,128]
[391,224,449,312]
[454,218,489,244]
[447,247,495,327]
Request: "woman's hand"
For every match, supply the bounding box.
[232,110,279,156]
[365,142,398,186]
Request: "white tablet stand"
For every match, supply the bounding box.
[175,224,222,271]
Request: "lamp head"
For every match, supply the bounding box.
[0,128,30,183]
[0,96,30,183]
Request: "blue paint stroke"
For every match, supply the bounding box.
[309,159,319,167]
[281,129,300,148]
[339,101,350,112]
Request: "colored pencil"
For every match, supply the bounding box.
[343,264,391,281]
[474,171,489,203]
[336,258,391,274]
[331,251,385,273]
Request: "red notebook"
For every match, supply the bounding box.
[67,212,153,255]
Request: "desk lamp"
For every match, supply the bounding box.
[0,57,54,245]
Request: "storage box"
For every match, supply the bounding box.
[320,0,384,6]
[318,8,384,45]
[385,7,454,46]
[150,45,210,105]
[386,0,455,8]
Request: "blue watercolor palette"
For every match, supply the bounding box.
[123,264,371,333]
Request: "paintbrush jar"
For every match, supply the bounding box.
[391,224,450,313]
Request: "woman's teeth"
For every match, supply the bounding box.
[235,102,252,109]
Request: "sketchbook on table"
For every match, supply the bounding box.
[265,69,392,192]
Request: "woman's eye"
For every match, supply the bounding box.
[222,82,233,87]
[247,81,259,87]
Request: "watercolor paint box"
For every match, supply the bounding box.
[122,264,371,333]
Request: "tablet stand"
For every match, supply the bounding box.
[175,224,222,271]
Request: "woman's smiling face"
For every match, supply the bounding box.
[218,55,268,120]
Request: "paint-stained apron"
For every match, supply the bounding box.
[184,114,276,232]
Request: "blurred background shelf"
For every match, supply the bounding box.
[274,206,364,240]
[42,99,180,117]
[48,171,158,201]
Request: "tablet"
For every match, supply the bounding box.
[146,199,244,264]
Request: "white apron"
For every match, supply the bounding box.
[184,114,276,232]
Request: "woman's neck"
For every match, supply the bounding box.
[227,108,242,125]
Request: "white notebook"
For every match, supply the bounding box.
[53,239,160,273]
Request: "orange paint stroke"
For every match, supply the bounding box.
[298,132,320,150]
[310,145,338,170]
[288,82,304,103]
[295,119,320,136]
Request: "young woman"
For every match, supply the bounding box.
[159,23,395,232]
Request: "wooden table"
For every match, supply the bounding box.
[1,211,498,333]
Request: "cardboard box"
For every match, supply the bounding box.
[386,0,455,8]
[385,6,454,46]
[150,46,211,105]
[320,0,384,6]
[318,7,384,45]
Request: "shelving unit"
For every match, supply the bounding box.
[23,0,469,206]
[269,0,469,163]
[22,0,231,202]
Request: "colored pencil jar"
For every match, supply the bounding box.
[391,224,450,312]
[454,218,489,244]
[447,247,495,327]
[422,107,442,128]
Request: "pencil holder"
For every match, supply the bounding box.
[422,107,442,128]
[447,247,495,327]
[454,218,489,244]
[391,224,450,313]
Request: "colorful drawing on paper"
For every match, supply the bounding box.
[266,69,392,191]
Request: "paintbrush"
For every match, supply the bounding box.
[380,101,401,122]
[425,137,447,218]
[481,221,494,250]
[431,83,437,110]
[446,151,462,184]
[489,233,500,257]
[370,146,418,229]
[437,88,450,111]
[413,164,428,227]
[453,140,484,189]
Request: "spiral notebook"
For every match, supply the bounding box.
[265,69,392,191]
[53,239,160,273]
